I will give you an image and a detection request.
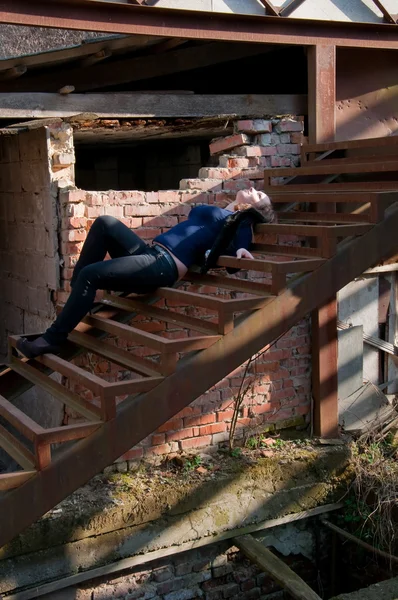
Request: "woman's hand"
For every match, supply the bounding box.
[236,248,254,260]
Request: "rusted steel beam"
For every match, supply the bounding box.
[307,44,339,438]
[268,192,376,203]
[264,159,398,180]
[84,314,221,353]
[303,134,398,157]
[102,294,220,336]
[278,212,371,223]
[251,244,322,258]
[68,330,161,377]
[308,45,336,147]
[370,0,397,24]
[2,202,398,547]
[0,394,43,442]
[265,182,398,193]
[36,423,102,445]
[0,2,398,49]
[0,423,36,470]
[279,0,307,17]
[255,223,372,236]
[258,0,280,16]
[184,271,272,296]
[9,356,101,421]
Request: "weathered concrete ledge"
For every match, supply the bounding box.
[331,577,398,600]
[0,446,351,595]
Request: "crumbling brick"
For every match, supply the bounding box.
[209,133,250,155]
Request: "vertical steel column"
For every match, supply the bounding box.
[307,45,339,437]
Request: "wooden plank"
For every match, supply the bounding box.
[0,65,27,81]
[265,158,398,180]
[0,42,278,93]
[84,315,221,353]
[0,470,36,491]
[0,394,43,442]
[0,93,308,119]
[278,212,371,223]
[79,48,112,68]
[184,272,272,296]
[9,357,101,421]
[251,243,322,258]
[101,294,220,335]
[36,422,102,445]
[234,535,322,600]
[255,223,372,237]
[68,330,161,377]
[0,34,159,74]
[0,423,36,470]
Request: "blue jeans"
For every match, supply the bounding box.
[44,216,178,344]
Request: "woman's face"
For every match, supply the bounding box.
[236,188,271,207]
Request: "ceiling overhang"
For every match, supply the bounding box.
[0,1,398,50]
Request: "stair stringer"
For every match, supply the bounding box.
[1,202,398,548]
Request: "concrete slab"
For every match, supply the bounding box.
[339,381,396,434]
[0,446,350,595]
[331,576,398,600]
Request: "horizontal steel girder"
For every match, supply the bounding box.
[1,200,398,548]
[0,1,398,49]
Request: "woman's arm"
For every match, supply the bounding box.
[224,224,254,273]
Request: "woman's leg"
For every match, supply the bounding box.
[71,215,147,287]
[17,248,178,357]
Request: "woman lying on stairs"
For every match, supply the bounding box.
[17,187,276,359]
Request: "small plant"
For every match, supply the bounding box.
[246,436,259,450]
[184,455,202,472]
[272,438,287,449]
[230,447,242,458]
[342,436,398,556]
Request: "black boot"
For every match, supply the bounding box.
[16,336,62,359]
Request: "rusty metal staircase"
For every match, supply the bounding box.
[1,162,398,548]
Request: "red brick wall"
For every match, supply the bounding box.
[65,540,322,600]
[58,117,311,461]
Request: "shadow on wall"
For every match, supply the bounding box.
[0,437,350,598]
